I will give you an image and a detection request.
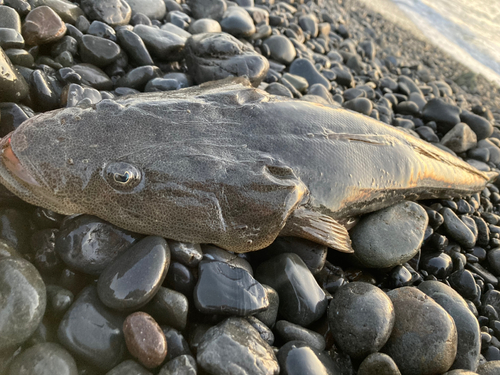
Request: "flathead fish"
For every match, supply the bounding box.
[0,78,495,253]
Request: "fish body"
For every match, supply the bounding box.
[0,78,494,252]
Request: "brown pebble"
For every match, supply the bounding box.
[123,312,167,369]
[22,6,67,45]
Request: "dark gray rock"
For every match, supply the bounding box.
[8,342,78,375]
[420,252,453,279]
[185,32,269,87]
[0,28,24,49]
[116,65,162,90]
[133,24,185,60]
[187,0,226,21]
[0,257,46,351]
[79,35,121,67]
[441,207,476,248]
[197,317,279,375]
[422,98,461,134]
[58,285,126,371]
[328,282,395,359]
[441,123,477,153]
[255,253,327,326]
[265,82,293,98]
[477,361,500,375]
[351,201,428,268]
[106,360,152,375]
[255,284,279,328]
[344,97,373,116]
[418,280,481,371]
[161,326,192,362]
[358,353,401,375]
[263,35,296,64]
[167,240,202,267]
[143,287,188,331]
[275,320,325,351]
[383,287,458,375]
[246,316,274,346]
[124,0,166,20]
[97,236,170,311]
[202,244,253,275]
[0,4,21,32]
[277,341,340,375]
[71,63,113,90]
[0,46,29,102]
[448,269,478,301]
[117,29,154,66]
[488,248,500,276]
[46,285,74,320]
[289,58,331,90]
[415,126,440,142]
[194,260,268,316]
[220,7,255,38]
[189,18,222,34]
[159,355,197,375]
[22,6,66,45]
[460,110,493,140]
[80,0,131,26]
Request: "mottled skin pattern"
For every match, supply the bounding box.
[0,79,494,252]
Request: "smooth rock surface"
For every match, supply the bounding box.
[22,6,66,45]
[124,0,166,20]
[277,340,340,375]
[106,360,152,375]
[143,286,188,331]
[441,122,477,153]
[80,0,131,26]
[358,353,401,375]
[159,355,197,375]
[0,46,29,102]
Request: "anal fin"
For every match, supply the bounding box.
[280,207,353,253]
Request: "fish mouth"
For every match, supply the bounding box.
[0,134,73,214]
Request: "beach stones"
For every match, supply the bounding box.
[196,317,279,375]
[255,253,327,326]
[124,0,166,20]
[358,353,401,375]
[277,341,340,375]
[185,32,269,86]
[0,257,46,351]
[159,355,197,375]
[328,282,395,359]
[289,58,331,90]
[133,24,185,60]
[106,360,152,375]
[57,286,126,371]
[441,207,476,248]
[22,6,66,45]
[97,236,169,311]
[460,110,493,140]
[143,287,188,331]
[80,0,131,26]
[123,312,167,369]
[351,201,428,268]
[187,0,226,21]
[220,7,255,38]
[0,46,29,102]
[383,287,458,375]
[275,320,325,351]
[441,123,477,153]
[79,34,121,67]
[8,342,78,375]
[422,98,461,133]
[0,5,21,32]
[194,260,269,316]
[263,35,296,64]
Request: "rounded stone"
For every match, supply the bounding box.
[158,355,197,375]
[289,58,331,90]
[143,287,188,331]
[441,123,477,153]
[22,6,67,45]
[105,360,152,375]
[123,312,167,369]
[328,282,395,359]
[8,342,77,375]
[263,35,296,65]
[275,320,325,351]
[358,353,401,375]
[79,34,121,67]
[0,47,29,103]
[189,18,221,34]
[97,236,170,311]
[277,341,340,375]
[383,287,458,375]
[124,0,166,20]
[0,257,46,351]
[80,0,132,26]
[351,201,428,268]
[0,5,21,32]
[343,97,373,116]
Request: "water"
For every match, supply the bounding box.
[389,0,500,86]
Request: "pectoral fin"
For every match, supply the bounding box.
[281,207,354,253]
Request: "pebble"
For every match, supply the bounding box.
[263,34,296,64]
[448,269,478,301]
[220,6,255,38]
[418,280,481,371]
[422,98,461,134]
[22,6,66,45]
[441,122,478,153]
[0,46,29,102]
[0,257,46,351]
[106,360,152,375]
[97,236,170,311]
[189,18,222,34]
[158,355,197,375]
[163,261,197,297]
[383,287,458,375]
[185,32,269,86]
[196,317,279,375]
[488,248,500,276]
[116,64,162,90]
[133,24,185,60]
[143,286,188,331]
[202,244,253,275]
[124,0,166,20]
[57,285,126,371]
[277,340,340,375]
[80,0,131,26]
[55,215,138,276]
[460,109,493,140]
[343,97,373,115]
[46,285,74,320]
[255,253,327,326]
[8,342,78,375]
[79,34,121,67]
[289,58,331,90]
[351,201,428,268]
[275,320,326,351]
[441,207,477,248]
[328,282,395,359]
[358,353,401,375]
[161,326,192,362]
[123,312,167,369]
[168,240,203,267]
[477,361,500,375]
[420,252,453,279]
[0,27,24,49]
[0,4,21,32]
[255,284,279,328]
[71,63,113,90]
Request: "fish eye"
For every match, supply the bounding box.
[104,162,142,190]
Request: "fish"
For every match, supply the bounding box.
[0,78,495,253]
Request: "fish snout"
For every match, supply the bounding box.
[0,134,40,187]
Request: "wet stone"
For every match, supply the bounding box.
[22,6,66,45]
[117,28,153,66]
[97,236,170,311]
[488,248,500,276]
[358,353,401,375]
[143,286,188,331]
[441,122,477,153]
[384,287,458,375]
[0,257,46,351]
[277,341,340,375]
[166,11,191,31]
[0,46,29,102]
[275,320,325,351]
[46,285,74,319]
[282,72,308,93]
[197,317,279,375]
[220,7,255,38]
[0,5,21,32]
[187,0,226,21]
[289,58,331,90]
[106,360,152,375]
[202,244,253,275]
[57,286,126,371]
[460,109,493,140]
[116,65,162,90]
[246,316,274,346]
[420,252,453,279]
[133,24,185,61]
[328,282,395,359]
[79,34,121,67]
[80,0,131,26]
[189,18,221,34]
[255,253,327,326]
[448,269,478,301]
[419,280,481,371]
[163,261,196,298]
[0,208,33,254]
[194,260,268,316]
[344,97,373,116]
[161,326,192,362]
[0,28,24,49]
[8,342,78,375]
[351,201,428,268]
[255,284,279,328]
[441,207,476,248]
[62,83,102,108]
[422,98,461,133]
[124,0,166,20]
[55,215,138,276]
[123,312,167,369]
[159,355,197,375]
[71,63,113,90]
[185,32,269,87]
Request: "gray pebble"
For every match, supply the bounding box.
[358,353,401,375]
[275,320,325,351]
[8,343,77,375]
[441,123,477,153]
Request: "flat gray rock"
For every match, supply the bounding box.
[351,201,428,268]
[124,0,166,20]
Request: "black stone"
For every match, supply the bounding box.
[133,24,185,60]
[0,46,29,102]
[289,58,331,90]
[116,65,162,90]
[116,28,153,66]
[422,98,461,134]
[343,97,373,116]
[441,207,476,248]
[143,286,188,331]
[275,320,325,351]
[277,341,340,375]
[79,35,121,67]
[460,109,493,140]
